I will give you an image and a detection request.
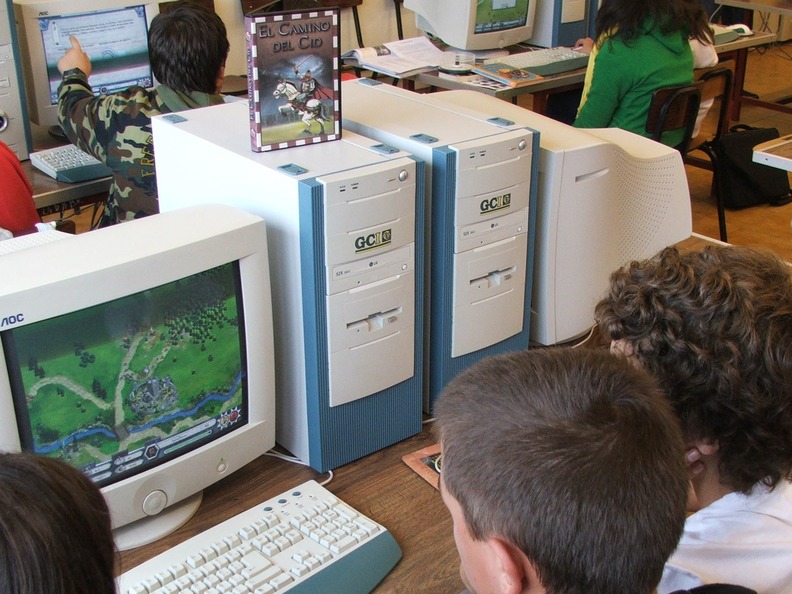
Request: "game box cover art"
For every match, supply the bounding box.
[245,9,341,152]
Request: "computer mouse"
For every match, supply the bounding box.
[727,23,753,36]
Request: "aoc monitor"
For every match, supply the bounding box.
[0,205,276,550]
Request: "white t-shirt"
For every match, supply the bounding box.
[658,479,792,593]
[690,38,719,138]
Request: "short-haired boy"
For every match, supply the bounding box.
[434,347,689,594]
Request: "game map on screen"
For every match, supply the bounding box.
[4,263,248,487]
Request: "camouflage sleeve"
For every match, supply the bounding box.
[57,69,108,162]
[57,70,160,165]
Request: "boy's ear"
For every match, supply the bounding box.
[489,537,544,594]
[691,439,720,457]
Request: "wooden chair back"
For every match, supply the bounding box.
[645,83,702,154]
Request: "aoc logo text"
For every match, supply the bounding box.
[0,314,24,327]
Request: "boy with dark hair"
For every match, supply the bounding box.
[596,246,792,592]
[56,1,230,227]
[434,347,689,594]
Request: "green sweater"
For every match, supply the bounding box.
[573,22,694,143]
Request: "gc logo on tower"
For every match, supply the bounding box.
[480,193,511,215]
[354,229,392,253]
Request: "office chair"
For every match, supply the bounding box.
[684,61,735,242]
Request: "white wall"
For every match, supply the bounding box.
[215,0,420,76]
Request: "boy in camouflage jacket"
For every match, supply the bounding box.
[57,2,229,226]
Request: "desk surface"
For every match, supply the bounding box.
[118,428,464,593]
[714,29,777,52]
[26,124,111,212]
[414,66,586,102]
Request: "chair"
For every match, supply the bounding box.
[646,61,735,242]
[646,83,702,155]
[685,61,735,242]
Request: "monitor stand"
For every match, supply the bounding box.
[464,47,510,61]
[113,491,203,551]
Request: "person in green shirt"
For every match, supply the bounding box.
[573,0,712,145]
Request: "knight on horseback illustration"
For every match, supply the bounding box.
[273,59,333,134]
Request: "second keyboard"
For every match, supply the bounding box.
[486,47,589,76]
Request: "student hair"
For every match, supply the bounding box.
[434,348,688,594]
[595,0,713,45]
[0,452,116,594]
[148,2,230,94]
[596,246,792,493]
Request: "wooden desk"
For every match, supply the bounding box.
[712,29,784,120]
[118,428,464,593]
[715,0,789,118]
[411,32,776,115]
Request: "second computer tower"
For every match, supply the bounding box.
[342,79,539,411]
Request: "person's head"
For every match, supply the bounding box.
[596,246,792,494]
[0,452,116,594]
[434,348,688,594]
[148,2,230,94]
[596,0,712,44]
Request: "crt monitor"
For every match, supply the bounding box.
[403,0,536,52]
[13,0,159,129]
[0,204,276,550]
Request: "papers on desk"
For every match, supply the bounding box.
[342,36,445,77]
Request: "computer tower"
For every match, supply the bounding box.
[341,79,538,411]
[419,90,692,346]
[528,0,597,48]
[152,101,424,473]
[0,0,30,159]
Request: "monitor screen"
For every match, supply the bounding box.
[4,262,247,490]
[38,6,153,106]
[475,0,529,35]
[0,204,276,550]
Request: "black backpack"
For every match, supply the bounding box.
[713,124,792,209]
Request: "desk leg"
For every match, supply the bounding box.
[532,92,548,113]
[729,47,748,121]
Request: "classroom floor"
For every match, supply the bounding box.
[58,40,792,260]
